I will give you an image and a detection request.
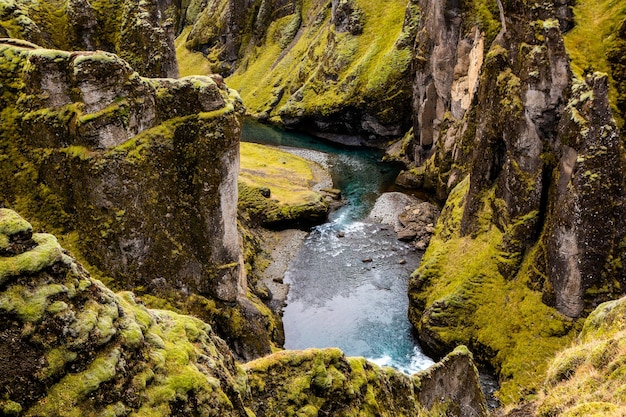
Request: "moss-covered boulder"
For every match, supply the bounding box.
[244,345,488,417]
[0,208,251,416]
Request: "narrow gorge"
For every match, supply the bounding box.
[1,0,626,416]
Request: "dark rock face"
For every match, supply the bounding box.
[407,0,626,317]
[404,0,626,403]
[0,0,178,77]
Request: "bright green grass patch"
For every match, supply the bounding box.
[175,26,212,77]
[563,0,626,122]
[563,0,626,76]
[239,142,322,205]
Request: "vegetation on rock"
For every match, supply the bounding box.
[176,0,419,145]
[238,142,330,228]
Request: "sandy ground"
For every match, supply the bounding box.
[258,228,308,312]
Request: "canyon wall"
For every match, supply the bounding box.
[179,0,418,146]
[0,37,280,361]
[403,0,626,404]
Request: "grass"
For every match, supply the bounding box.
[563,0,626,124]
[174,26,212,77]
[239,142,323,205]
[224,0,410,119]
[563,0,626,76]
[535,298,626,416]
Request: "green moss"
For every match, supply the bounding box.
[224,0,412,125]
[0,399,22,416]
[0,233,71,287]
[563,0,626,125]
[27,349,121,417]
[410,176,579,404]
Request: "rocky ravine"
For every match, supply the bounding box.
[0,208,489,416]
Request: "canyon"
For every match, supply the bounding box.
[1,0,625,415]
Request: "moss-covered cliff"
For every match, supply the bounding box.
[0,38,283,361]
[0,208,489,416]
[177,0,419,146]
[404,0,626,406]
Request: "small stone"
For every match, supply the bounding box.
[337,231,345,238]
[398,259,407,265]
[362,257,373,263]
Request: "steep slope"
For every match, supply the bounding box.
[178,0,419,146]
[404,0,626,404]
[531,296,626,416]
[0,208,489,417]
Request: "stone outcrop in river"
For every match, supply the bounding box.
[0,208,489,416]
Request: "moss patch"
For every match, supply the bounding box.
[563,0,626,125]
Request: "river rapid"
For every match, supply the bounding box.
[242,120,434,374]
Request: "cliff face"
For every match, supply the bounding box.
[179,0,418,146]
[0,209,489,417]
[404,0,626,404]
[0,0,178,77]
[0,38,281,361]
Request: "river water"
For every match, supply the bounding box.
[242,120,434,374]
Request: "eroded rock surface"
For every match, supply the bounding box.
[0,0,178,77]
[404,0,626,404]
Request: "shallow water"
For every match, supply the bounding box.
[242,119,434,374]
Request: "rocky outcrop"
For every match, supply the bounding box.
[369,193,440,250]
[0,208,250,416]
[0,208,489,416]
[0,39,280,361]
[180,0,419,146]
[0,0,178,77]
[245,345,488,417]
[405,0,626,405]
